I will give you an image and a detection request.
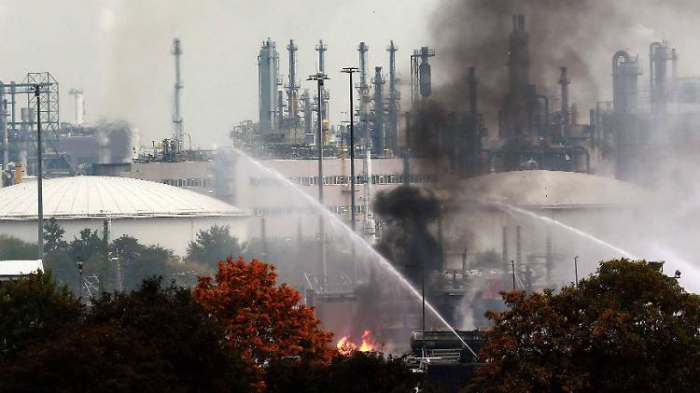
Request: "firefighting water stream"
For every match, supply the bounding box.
[233,148,477,357]
[495,203,637,259]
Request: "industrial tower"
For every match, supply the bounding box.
[386,41,399,154]
[258,39,280,138]
[358,42,371,144]
[172,39,184,146]
[286,40,300,134]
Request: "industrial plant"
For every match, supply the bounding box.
[1,5,700,382]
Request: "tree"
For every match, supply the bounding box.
[193,257,333,388]
[87,277,252,391]
[43,218,67,253]
[265,352,425,393]
[0,277,252,393]
[186,225,245,267]
[0,235,36,260]
[0,271,81,358]
[68,228,104,261]
[468,259,700,393]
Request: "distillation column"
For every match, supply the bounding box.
[172,39,184,147]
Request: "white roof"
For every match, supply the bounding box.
[0,260,44,276]
[0,176,247,220]
[458,170,654,209]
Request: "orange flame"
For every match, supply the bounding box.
[336,330,377,355]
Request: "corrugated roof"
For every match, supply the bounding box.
[0,176,247,220]
[0,260,44,276]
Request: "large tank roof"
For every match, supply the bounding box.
[0,176,247,220]
[459,170,654,209]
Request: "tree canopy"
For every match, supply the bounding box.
[186,225,246,267]
[0,276,252,393]
[265,352,424,393]
[193,257,334,388]
[0,271,81,357]
[468,259,700,393]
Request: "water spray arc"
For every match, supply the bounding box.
[493,201,637,259]
[233,148,478,358]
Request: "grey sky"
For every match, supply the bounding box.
[0,0,434,148]
[2,1,699,148]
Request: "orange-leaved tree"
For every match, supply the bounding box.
[193,257,333,370]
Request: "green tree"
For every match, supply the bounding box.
[123,245,180,290]
[0,235,36,260]
[186,225,245,267]
[43,218,67,253]
[42,251,80,293]
[468,259,700,393]
[68,228,104,261]
[0,271,81,358]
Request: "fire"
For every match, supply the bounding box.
[336,330,377,355]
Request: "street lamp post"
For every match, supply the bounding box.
[341,67,359,282]
[77,256,85,300]
[574,255,579,288]
[308,72,330,286]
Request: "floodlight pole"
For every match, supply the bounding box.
[34,85,44,259]
[341,67,359,283]
[308,72,329,286]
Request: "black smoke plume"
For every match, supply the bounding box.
[374,186,443,283]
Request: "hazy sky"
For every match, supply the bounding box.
[2,1,699,148]
[0,0,434,148]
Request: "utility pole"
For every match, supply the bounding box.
[34,85,44,259]
[308,72,329,286]
[574,255,579,288]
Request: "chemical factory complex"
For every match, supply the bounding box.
[0,13,693,361]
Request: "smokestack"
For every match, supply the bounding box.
[467,67,477,116]
[559,67,570,128]
[172,38,184,146]
[387,40,399,153]
[508,15,530,96]
[287,40,299,133]
[69,89,85,126]
[372,66,385,155]
[358,42,370,141]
